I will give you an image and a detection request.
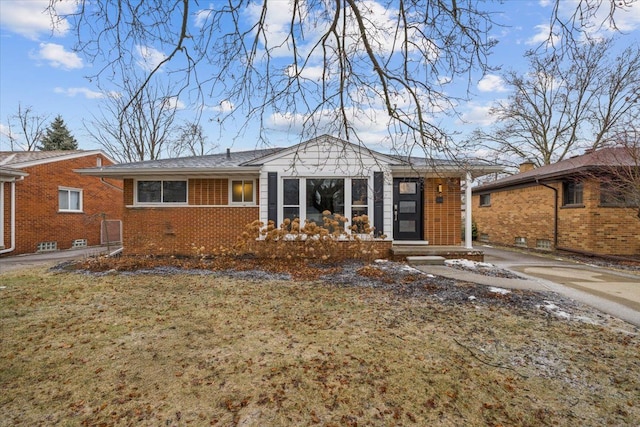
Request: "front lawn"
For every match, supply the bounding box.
[1,265,638,426]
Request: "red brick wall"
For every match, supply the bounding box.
[123,206,260,255]
[123,178,259,255]
[473,179,640,256]
[1,154,123,256]
[424,178,462,245]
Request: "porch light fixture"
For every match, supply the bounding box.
[437,184,443,193]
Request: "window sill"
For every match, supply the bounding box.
[479,204,491,208]
[560,204,585,209]
[58,210,84,214]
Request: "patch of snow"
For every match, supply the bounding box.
[468,295,476,301]
[425,274,435,278]
[374,259,388,264]
[446,259,495,270]
[401,265,422,273]
[489,286,511,295]
[0,286,6,290]
[537,300,572,320]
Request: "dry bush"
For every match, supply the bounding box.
[229,212,385,263]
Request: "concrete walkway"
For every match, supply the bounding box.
[416,245,640,327]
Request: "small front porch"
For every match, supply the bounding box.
[390,241,484,262]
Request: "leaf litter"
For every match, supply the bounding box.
[0,257,637,426]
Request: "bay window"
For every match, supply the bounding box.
[282,177,370,232]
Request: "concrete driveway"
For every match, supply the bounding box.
[480,245,640,326]
[0,246,117,275]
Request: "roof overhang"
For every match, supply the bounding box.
[390,163,504,180]
[0,167,29,182]
[75,166,262,178]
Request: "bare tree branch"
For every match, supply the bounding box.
[474,38,639,168]
[1,104,49,151]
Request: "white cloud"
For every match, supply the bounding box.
[0,0,77,40]
[477,74,508,93]
[32,43,83,69]
[211,100,234,113]
[526,24,560,46]
[53,87,105,99]
[458,102,499,127]
[135,45,167,71]
[159,97,185,110]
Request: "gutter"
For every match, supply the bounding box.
[536,179,559,249]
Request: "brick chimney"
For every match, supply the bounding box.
[519,160,536,173]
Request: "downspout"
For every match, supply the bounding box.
[536,179,558,249]
[0,178,21,255]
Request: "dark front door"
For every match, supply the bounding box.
[393,178,423,240]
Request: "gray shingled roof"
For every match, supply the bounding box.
[473,147,638,192]
[93,148,283,170]
[76,136,503,178]
[0,150,89,166]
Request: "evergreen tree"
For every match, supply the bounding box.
[39,115,78,150]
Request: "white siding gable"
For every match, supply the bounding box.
[257,136,393,237]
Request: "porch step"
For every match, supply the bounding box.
[406,255,446,266]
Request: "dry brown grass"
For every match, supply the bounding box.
[1,267,639,426]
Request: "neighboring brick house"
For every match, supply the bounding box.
[472,147,640,257]
[0,150,123,256]
[78,135,501,257]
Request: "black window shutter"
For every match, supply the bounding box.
[373,172,384,237]
[267,172,278,225]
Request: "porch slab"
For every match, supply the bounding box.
[406,255,446,266]
[390,244,484,262]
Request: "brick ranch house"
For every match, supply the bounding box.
[472,147,640,257]
[78,135,502,259]
[0,150,123,256]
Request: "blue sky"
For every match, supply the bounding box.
[1,0,638,156]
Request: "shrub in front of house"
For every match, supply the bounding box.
[228,211,386,262]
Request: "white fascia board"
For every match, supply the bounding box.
[390,164,504,179]
[75,166,262,178]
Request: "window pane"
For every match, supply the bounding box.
[352,206,368,217]
[399,220,416,232]
[244,181,253,202]
[232,181,244,202]
[306,179,344,224]
[352,179,368,205]
[59,190,69,210]
[283,179,299,205]
[163,181,187,203]
[399,182,417,194]
[69,190,80,210]
[283,207,299,222]
[138,181,161,203]
[564,181,583,205]
[399,201,416,213]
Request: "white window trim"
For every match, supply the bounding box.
[279,176,372,232]
[134,179,189,206]
[58,186,83,213]
[229,178,256,205]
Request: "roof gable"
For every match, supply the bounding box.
[243,135,400,167]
